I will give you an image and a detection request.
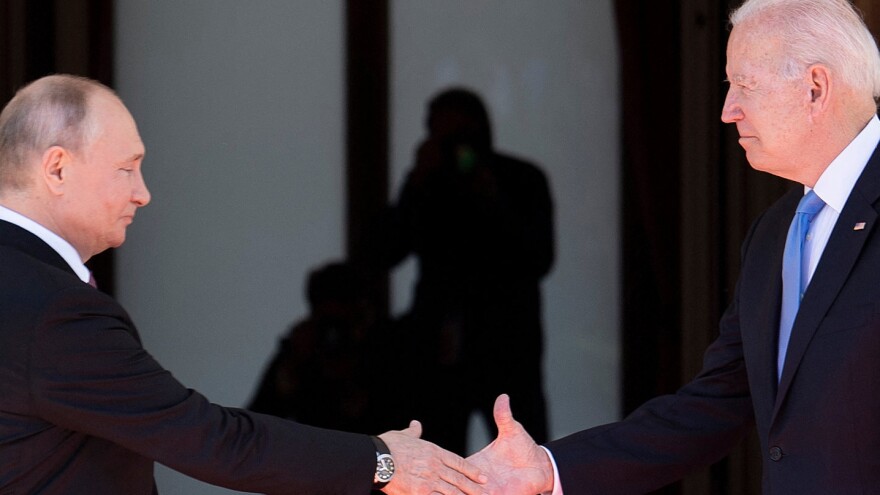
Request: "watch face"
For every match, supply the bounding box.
[376,453,395,482]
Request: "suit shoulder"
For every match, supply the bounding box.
[0,245,83,292]
[494,152,545,173]
[492,152,550,188]
[738,186,801,259]
[751,186,802,231]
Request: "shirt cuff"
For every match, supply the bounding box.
[540,446,563,495]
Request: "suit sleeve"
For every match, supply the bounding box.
[27,285,376,495]
[544,216,767,494]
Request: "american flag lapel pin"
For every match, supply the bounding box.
[854,222,867,231]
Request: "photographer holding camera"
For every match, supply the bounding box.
[370,87,555,456]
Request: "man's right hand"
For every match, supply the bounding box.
[466,394,555,495]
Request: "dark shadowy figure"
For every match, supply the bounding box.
[249,262,399,434]
[372,87,555,455]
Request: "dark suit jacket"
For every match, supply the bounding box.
[0,220,375,494]
[546,145,880,494]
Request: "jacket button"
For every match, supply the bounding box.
[769,446,783,461]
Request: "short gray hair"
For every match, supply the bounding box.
[0,74,113,190]
[730,0,880,100]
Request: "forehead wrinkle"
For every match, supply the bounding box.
[727,72,758,88]
[730,74,747,84]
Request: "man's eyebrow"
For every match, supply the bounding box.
[122,153,145,163]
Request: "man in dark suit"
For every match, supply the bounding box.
[466,0,880,493]
[0,74,490,495]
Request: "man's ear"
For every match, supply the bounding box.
[807,64,831,114]
[41,146,71,195]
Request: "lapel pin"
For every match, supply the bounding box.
[854,222,867,231]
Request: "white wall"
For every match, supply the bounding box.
[115,2,345,493]
[390,1,621,449]
[114,1,619,493]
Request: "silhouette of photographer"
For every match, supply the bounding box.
[373,87,555,454]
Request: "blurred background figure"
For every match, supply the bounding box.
[249,261,399,434]
[366,87,555,455]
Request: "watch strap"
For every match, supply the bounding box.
[371,435,394,489]
[371,435,391,456]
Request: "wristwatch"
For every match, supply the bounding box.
[371,435,396,490]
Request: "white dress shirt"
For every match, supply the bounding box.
[0,204,91,284]
[804,114,880,286]
[543,446,563,495]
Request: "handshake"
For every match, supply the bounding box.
[377,394,556,495]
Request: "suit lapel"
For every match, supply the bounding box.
[774,149,880,414]
[754,211,788,406]
[738,188,798,420]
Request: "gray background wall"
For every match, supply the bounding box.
[114,1,620,493]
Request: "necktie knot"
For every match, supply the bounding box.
[797,190,825,218]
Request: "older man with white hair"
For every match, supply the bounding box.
[468,0,880,493]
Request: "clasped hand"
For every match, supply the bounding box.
[377,394,553,495]
[378,419,488,495]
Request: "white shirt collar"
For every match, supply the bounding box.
[0,205,91,283]
[811,114,880,211]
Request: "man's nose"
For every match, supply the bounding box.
[720,90,742,123]
[133,172,151,207]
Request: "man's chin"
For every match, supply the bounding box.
[104,234,127,251]
[743,150,768,172]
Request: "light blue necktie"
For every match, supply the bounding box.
[777,190,825,380]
